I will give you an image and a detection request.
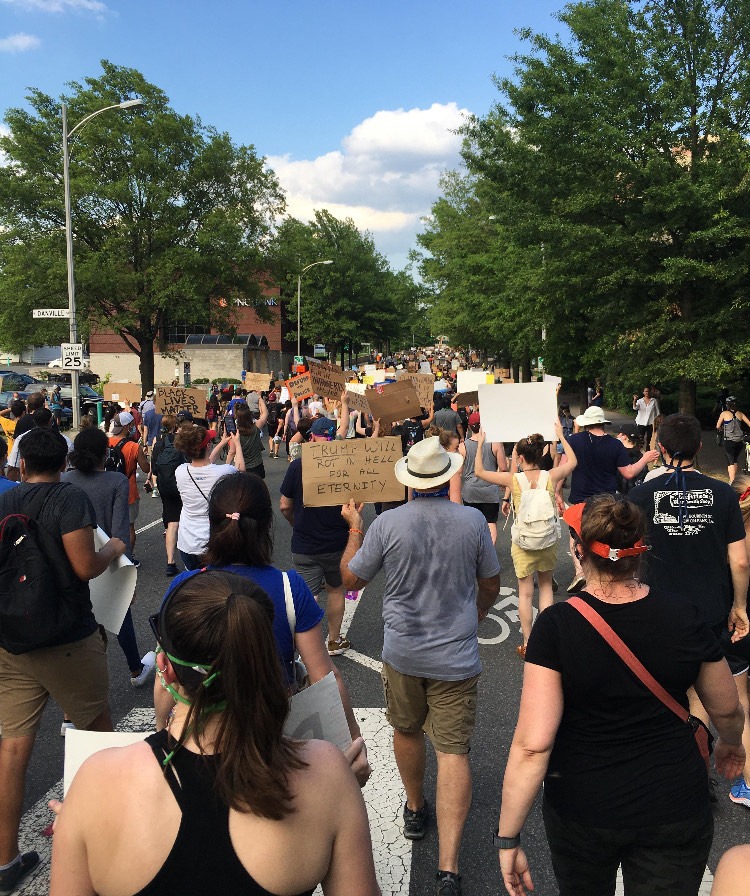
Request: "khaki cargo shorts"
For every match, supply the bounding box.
[381,661,479,755]
[0,630,109,738]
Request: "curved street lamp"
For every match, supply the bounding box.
[297,259,333,358]
[63,98,144,428]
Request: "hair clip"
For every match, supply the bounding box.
[225,512,240,520]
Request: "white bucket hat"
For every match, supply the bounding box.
[575,406,610,427]
[394,436,464,490]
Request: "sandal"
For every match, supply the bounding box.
[516,644,527,659]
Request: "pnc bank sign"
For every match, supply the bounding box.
[218,297,278,308]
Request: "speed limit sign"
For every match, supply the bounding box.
[61,343,85,369]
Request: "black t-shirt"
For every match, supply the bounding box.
[629,471,746,626]
[13,415,35,439]
[0,481,98,645]
[400,419,425,456]
[280,458,349,555]
[526,589,722,827]
[616,447,645,494]
[566,432,629,503]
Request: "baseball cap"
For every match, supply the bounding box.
[468,412,480,426]
[310,417,336,439]
[617,422,639,440]
[111,411,134,434]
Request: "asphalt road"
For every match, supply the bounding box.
[13,452,750,896]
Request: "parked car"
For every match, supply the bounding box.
[0,370,43,392]
[12,382,104,424]
[48,356,90,369]
[47,370,100,387]
[0,390,74,427]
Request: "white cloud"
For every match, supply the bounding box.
[0,31,40,52]
[0,0,107,11]
[267,102,470,270]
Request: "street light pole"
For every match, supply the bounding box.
[296,259,333,358]
[62,98,143,429]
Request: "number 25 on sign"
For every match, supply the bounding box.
[61,343,84,369]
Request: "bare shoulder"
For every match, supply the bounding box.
[70,740,158,796]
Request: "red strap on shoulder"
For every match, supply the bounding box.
[567,596,688,723]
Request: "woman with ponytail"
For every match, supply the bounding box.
[49,570,380,896]
[496,495,744,896]
[153,473,367,783]
[63,428,155,688]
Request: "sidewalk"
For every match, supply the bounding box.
[560,395,728,482]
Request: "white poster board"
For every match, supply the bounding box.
[419,361,431,374]
[457,369,491,393]
[478,382,559,443]
[543,374,562,389]
[89,528,137,634]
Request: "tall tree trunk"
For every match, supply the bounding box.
[340,343,345,369]
[578,378,588,416]
[511,361,519,382]
[522,356,532,383]
[139,340,154,393]
[679,378,696,416]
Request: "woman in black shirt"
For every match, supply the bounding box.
[496,495,745,896]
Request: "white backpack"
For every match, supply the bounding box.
[510,470,560,551]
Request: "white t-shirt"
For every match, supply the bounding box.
[8,428,73,469]
[175,463,239,555]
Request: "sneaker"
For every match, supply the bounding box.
[403,800,429,840]
[567,574,586,593]
[60,719,75,736]
[345,590,360,601]
[435,871,462,896]
[327,636,351,656]
[152,487,160,498]
[0,852,40,894]
[165,563,179,577]
[132,558,141,569]
[131,651,156,688]
[729,778,750,807]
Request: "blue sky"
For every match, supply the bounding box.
[0,0,566,270]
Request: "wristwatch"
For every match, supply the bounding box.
[493,832,521,849]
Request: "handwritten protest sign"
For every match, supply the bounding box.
[365,380,421,424]
[301,437,403,507]
[243,372,271,393]
[345,383,371,415]
[154,386,205,416]
[286,373,313,402]
[396,371,434,411]
[103,382,142,406]
[478,382,558,443]
[496,368,511,379]
[454,390,479,407]
[307,361,346,399]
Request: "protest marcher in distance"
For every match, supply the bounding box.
[497,495,744,896]
[341,437,500,896]
[716,397,750,483]
[0,429,126,894]
[48,570,380,896]
[474,424,575,658]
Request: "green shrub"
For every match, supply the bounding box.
[210,377,242,385]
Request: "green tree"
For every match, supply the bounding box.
[424,0,750,411]
[270,210,407,363]
[0,61,284,390]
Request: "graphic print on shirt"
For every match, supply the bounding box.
[652,488,714,535]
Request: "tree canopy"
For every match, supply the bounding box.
[415,0,750,410]
[0,61,284,389]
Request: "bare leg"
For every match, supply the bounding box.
[82,707,113,733]
[393,729,426,811]
[130,522,136,554]
[435,751,472,875]
[488,522,497,545]
[517,574,534,646]
[165,521,178,565]
[733,673,750,783]
[0,735,35,864]
[729,463,738,484]
[324,583,345,643]
[537,569,555,618]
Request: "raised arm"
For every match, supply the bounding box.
[474,430,513,487]
[549,421,577,484]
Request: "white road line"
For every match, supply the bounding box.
[17,707,411,896]
[134,518,162,535]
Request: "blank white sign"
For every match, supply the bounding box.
[457,369,491,393]
[478,382,559,443]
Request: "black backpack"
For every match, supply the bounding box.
[154,434,186,499]
[104,436,131,477]
[0,485,82,654]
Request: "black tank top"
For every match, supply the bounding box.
[132,730,315,896]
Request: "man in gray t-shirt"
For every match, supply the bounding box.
[341,437,499,892]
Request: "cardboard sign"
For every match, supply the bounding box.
[345,383,371,415]
[103,382,143,407]
[419,361,432,374]
[243,372,271,393]
[496,368,511,379]
[477,382,559,443]
[364,380,421,424]
[396,371,435,411]
[154,386,205,416]
[454,390,479,407]
[457,369,490,394]
[286,373,314,402]
[308,361,347,400]
[301,437,404,507]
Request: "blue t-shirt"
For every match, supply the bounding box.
[163,565,322,687]
[280,458,350,555]
[0,477,18,495]
[348,498,500,680]
[566,431,629,504]
[143,408,163,440]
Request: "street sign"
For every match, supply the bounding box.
[33,309,72,319]
[61,343,85,369]
[294,355,304,366]
[314,344,326,358]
